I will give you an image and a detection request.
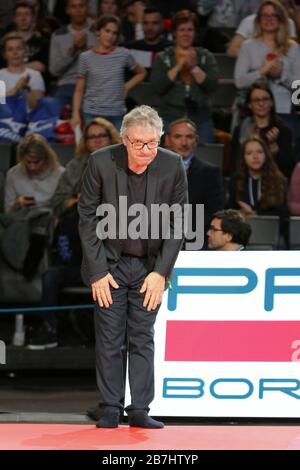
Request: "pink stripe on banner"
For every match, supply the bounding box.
[165,321,300,362]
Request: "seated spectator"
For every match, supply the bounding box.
[4,133,64,213]
[49,0,96,109]
[207,209,252,250]
[227,0,297,57]
[3,134,64,280]
[52,117,121,217]
[151,9,218,144]
[71,14,146,130]
[125,8,173,79]
[26,118,120,350]
[288,162,300,215]
[231,81,295,178]
[164,118,224,245]
[228,137,287,218]
[0,33,45,111]
[233,0,300,146]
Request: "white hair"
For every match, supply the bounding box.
[120,105,164,138]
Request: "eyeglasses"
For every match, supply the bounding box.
[126,135,160,150]
[208,225,224,232]
[259,13,280,20]
[86,133,109,140]
[250,97,272,104]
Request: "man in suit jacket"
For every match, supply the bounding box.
[78,105,188,428]
[165,118,224,246]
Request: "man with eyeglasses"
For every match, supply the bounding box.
[207,209,251,250]
[78,105,188,429]
[227,0,297,58]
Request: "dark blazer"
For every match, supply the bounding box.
[78,144,188,286]
[187,156,224,235]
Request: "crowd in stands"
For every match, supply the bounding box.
[1,0,300,349]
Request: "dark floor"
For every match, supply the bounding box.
[0,370,99,423]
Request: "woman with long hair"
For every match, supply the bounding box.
[231,80,295,177]
[234,0,300,145]
[71,14,146,130]
[52,116,120,217]
[4,133,64,212]
[228,136,287,217]
[150,9,218,144]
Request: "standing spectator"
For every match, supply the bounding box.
[49,0,96,109]
[234,0,300,146]
[125,8,173,78]
[2,2,51,84]
[0,33,45,111]
[151,10,218,144]
[227,0,298,57]
[231,81,295,178]
[71,15,146,130]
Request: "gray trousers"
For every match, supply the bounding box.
[94,255,160,413]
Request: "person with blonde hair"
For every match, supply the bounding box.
[4,133,64,212]
[234,0,300,145]
[51,117,120,217]
[0,32,45,110]
[26,117,120,350]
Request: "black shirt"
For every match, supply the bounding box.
[122,168,148,257]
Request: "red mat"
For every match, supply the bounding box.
[0,424,300,450]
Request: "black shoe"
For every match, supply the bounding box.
[27,324,58,350]
[86,405,101,421]
[128,411,164,429]
[96,407,120,429]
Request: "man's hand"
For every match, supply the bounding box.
[140,272,165,312]
[92,273,119,308]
